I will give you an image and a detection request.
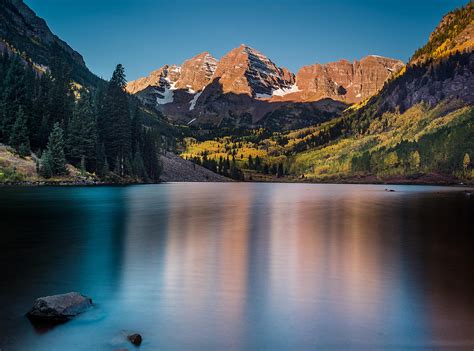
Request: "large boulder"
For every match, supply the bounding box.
[26,292,93,323]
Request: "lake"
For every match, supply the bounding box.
[0,183,473,350]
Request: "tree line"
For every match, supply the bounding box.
[0,48,162,182]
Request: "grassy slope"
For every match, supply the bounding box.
[0,144,102,184]
[292,102,474,182]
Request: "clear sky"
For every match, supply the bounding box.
[25,0,468,81]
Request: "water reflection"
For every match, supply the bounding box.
[0,184,473,350]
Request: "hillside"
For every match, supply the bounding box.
[411,1,474,64]
[0,0,101,87]
[160,151,229,182]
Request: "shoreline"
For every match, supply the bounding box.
[1,178,473,188]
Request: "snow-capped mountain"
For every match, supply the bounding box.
[126,45,403,129]
[126,52,217,109]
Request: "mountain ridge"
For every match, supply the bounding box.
[126,45,403,129]
[0,0,101,87]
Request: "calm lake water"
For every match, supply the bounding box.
[0,183,473,351]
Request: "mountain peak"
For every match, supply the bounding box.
[212,44,294,97]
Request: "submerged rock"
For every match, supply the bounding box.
[26,292,93,324]
[128,333,143,346]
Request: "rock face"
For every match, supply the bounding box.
[274,56,404,104]
[175,52,217,92]
[26,292,93,323]
[127,45,403,129]
[0,0,99,86]
[210,44,295,97]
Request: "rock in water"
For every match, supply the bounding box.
[128,333,143,346]
[26,292,93,323]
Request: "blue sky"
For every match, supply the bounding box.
[25,0,468,81]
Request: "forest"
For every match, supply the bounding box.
[0,45,162,182]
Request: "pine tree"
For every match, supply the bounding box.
[277,163,284,178]
[39,149,53,179]
[31,73,53,149]
[131,105,143,154]
[48,45,74,128]
[142,129,161,182]
[255,155,261,171]
[1,54,27,141]
[80,156,86,176]
[132,151,147,180]
[67,91,97,170]
[9,106,30,156]
[45,122,67,175]
[263,164,269,175]
[100,64,131,175]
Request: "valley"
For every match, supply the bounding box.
[0,0,473,185]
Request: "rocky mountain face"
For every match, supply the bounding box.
[211,44,295,97]
[273,56,404,104]
[0,0,100,86]
[128,45,402,129]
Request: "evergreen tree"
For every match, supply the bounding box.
[100,64,131,175]
[31,73,53,149]
[132,151,147,180]
[9,107,30,156]
[248,155,254,169]
[277,163,284,178]
[0,54,27,141]
[131,104,143,155]
[39,149,53,178]
[45,123,67,175]
[66,91,97,170]
[79,156,86,176]
[142,129,161,182]
[48,45,74,128]
[255,155,261,171]
[263,164,269,175]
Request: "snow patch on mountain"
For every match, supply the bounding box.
[157,83,177,105]
[272,84,301,96]
[189,91,202,110]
